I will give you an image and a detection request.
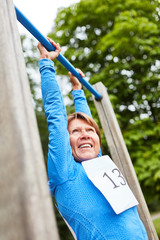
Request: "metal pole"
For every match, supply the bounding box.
[15,6,102,100]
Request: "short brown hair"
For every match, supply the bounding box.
[67,112,101,146]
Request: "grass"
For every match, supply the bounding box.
[153,217,160,238]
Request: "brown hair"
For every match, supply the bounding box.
[67,112,101,146]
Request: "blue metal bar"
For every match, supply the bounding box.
[15,6,102,100]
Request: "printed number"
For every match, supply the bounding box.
[112,168,126,186]
[103,168,126,189]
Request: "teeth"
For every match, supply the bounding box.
[79,144,92,148]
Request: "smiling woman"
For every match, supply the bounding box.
[37,38,149,240]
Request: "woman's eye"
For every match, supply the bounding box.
[72,129,79,134]
[88,128,94,132]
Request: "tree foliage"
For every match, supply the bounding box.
[49,0,160,206]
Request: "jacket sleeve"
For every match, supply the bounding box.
[39,59,76,195]
[72,90,92,117]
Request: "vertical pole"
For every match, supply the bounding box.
[93,82,158,240]
[0,1,59,240]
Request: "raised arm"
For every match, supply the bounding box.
[69,70,92,117]
[38,39,76,195]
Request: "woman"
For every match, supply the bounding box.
[37,39,148,240]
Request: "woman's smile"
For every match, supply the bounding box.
[68,118,100,162]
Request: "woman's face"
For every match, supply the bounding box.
[68,118,100,162]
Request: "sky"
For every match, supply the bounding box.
[14,0,80,36]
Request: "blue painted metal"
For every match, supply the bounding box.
[15,6,102,100]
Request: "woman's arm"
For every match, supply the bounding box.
[68,69,92,117]
[38,40,76,195]
[72,90,92,117]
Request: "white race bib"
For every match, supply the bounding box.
[82,155,138,214]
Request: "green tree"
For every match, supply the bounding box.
[49,0,160,207]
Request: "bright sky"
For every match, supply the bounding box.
[14,0,80,36]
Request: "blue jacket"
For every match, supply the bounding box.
[39,59,148,240]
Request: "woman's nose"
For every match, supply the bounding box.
[80,130,90,139]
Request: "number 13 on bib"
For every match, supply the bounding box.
[82,156,138,214]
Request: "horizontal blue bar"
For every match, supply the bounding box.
[15,6,102,100]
